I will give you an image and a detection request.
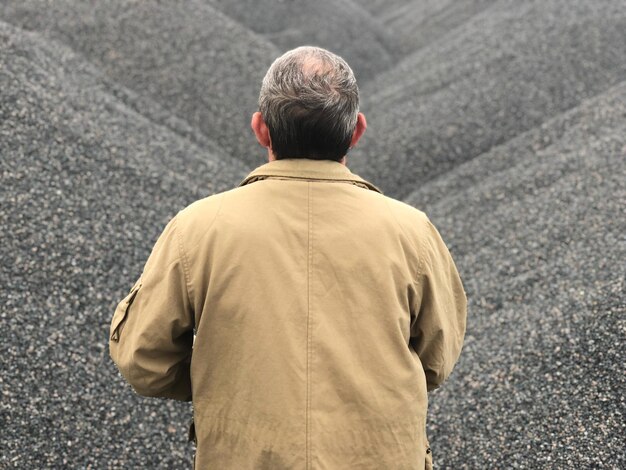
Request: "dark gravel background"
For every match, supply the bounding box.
[1,1,625,468]
[204,0,402,82]
[352,0,626,199]
[3,0,279,167]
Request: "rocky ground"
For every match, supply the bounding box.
[1,1,624,468]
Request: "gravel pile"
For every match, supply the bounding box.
[1,1,624,468]
[361,0,498,55]
[205,0,401,83]
[351,0,626,198]
[3,0,279,167]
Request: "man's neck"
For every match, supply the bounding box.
[267,155,347,166]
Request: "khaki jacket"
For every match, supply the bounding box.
[110,158,467,469]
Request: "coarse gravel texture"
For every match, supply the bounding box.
[3,0,280,167]
[1,1,625,468]
[205,0,402,83]
[362,0,498,56]
[351,0,626,199]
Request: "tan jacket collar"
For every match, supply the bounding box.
[239,158,382,194]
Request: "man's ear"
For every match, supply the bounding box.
[350,112,367,148]
[251,112,271,148]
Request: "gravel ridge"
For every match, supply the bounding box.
[351,0,626,199]
[3,0,280,167]
[205,0,402,83]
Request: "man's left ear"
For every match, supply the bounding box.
[350,113,367,148]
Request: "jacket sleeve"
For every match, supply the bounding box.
[109,214,194,401]
[410,218,467,392]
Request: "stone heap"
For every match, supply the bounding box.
[1,1,624,467]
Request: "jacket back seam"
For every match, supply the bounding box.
[306,181,313,469]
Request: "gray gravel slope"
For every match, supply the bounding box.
[3,0,279,167]
[205,0,401,83]
[0,21,247,468]
[405,81,626,468]
[365,0,498,55]
[351,0,626,198]
[358,0,412,17]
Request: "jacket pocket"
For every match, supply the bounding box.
[110,280,141,342]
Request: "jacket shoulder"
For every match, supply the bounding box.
[380,195,431,234]
[175,189,232,247]
[179,191,226,221]
[379,195,451,266]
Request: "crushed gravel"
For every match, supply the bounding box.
[1,1,624,468]
[351,0,626,199]
[3,0,279,167]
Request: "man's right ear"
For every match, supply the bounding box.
[251,112,271,148]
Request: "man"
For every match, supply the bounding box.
[110,46,466,469]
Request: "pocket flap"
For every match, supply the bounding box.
[110,280,142,342]
[425,440,433,470]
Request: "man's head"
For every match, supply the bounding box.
[252,46,366,163]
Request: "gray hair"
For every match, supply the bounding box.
[258,46,360,161]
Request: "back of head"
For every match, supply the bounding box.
[259,46,359,162]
